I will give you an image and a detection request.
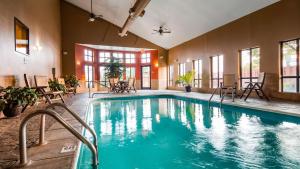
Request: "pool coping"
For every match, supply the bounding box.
[72,91,300,168]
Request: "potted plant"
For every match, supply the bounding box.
[175,71,195,92]
[104,57,124,79]
[65,75,80,88]
[48,79,66,93]
[2,87,38,117]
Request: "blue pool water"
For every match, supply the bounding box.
[77,95,300,169]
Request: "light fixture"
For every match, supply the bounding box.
[155,63,159,67]
[186,58,191,63]
[76,61,81,65]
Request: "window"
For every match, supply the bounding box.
[168,65,174,86]
[178,63,186,76]
[280,39,300,93]
[99,66,108,87]
[193,59,202,88]
[125,53,135,64]
[15,18,29,55]
[113,52,123,63]
[240,47,260,87]
[141,53,151,63]
[84,65,94,87]
[84,49,93,62]
[211,55,223,88]
[126,67,136,79]
[99,52,111,63]
[178,63,186,87]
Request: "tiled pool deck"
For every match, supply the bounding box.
[0,90,300,169]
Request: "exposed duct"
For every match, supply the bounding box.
[119,0,151,37]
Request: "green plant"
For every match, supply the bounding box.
[49,79,66,93]
[0,99,5,112]
[3,87,38,107]
[65,75,80,88]
[175,71,195,86]
[105,57,124,79]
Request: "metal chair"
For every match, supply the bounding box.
[240,72,269,101]
[127,78,137,93]
[220,74,238,102]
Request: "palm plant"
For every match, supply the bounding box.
[175,71,195,92]
[104,57,124,79]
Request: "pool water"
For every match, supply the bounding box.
[77,96,300,169]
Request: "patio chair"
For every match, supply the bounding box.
[240,72,269,101]
[220,74,237,102]
[209,74,237,103]
[127,78,137,93]
[57,77,76,96]
[34,75,65,104]
[108,78,120,93]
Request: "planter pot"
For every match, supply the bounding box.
[185,85,192,92]
[3,104,21,118]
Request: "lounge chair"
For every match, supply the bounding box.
[127,78,137,93]
[220,74,237,102]
[240,72,269,101]
[57,78,76,96]
[34,75,65,104]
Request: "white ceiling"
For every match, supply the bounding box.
[80,44,155,52]
[66,0,279,49]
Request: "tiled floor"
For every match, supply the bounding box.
[0,90,300,169]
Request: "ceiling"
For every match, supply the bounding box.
[66,0,279,49]
[80,44,155,52]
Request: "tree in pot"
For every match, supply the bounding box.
[104,57,124,79]
[48,79,66,93]
[175,71,195,92]
[65,75,80,89]
[2,87,38,117]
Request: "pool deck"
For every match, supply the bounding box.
[0,90,300,169]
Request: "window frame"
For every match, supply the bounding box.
[99,52,111,63]
[112,52,124,63]
[125,53,136,64]
[239,47,260,87]
[84,49,93,62]
[280,38,300,93]
[210,55,223,88]
[168,65,174,87]
[193,59,202,88]
[141,53,151,64]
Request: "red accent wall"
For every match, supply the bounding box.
[75,44,159,82]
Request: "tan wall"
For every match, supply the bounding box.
[61,1,168,89]
[168,0,300,101]
[0,0,61,87]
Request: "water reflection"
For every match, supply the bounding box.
[85,98,300,169]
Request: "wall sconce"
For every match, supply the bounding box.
[76,61,81,65]
[155,63,159,67]
[186,58,191,63]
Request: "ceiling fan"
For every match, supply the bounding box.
[88,0,103,22]
[153,26,171,35]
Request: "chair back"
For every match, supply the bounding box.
[0,75,16,88]
[128,78,135,87]
[113,78,119,84]
[223,74,236,87]
[57,78,66,85]
[34,76,49,87]
[257,72,266,87]
[24,74,31,88]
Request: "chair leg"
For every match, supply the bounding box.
[58,94,65,103]
[257,85,270,101]
[240,83,251,99]
[244,84,255,101]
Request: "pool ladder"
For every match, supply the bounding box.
[18,103,98,168]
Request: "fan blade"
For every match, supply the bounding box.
[163,31,171,33]
[95,15,103,18]
[153,29,159,32]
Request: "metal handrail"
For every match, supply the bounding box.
[46,102,98,151]
[85,80,109,98]
[18,109,98,167]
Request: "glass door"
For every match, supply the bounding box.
[141,66,151,89]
